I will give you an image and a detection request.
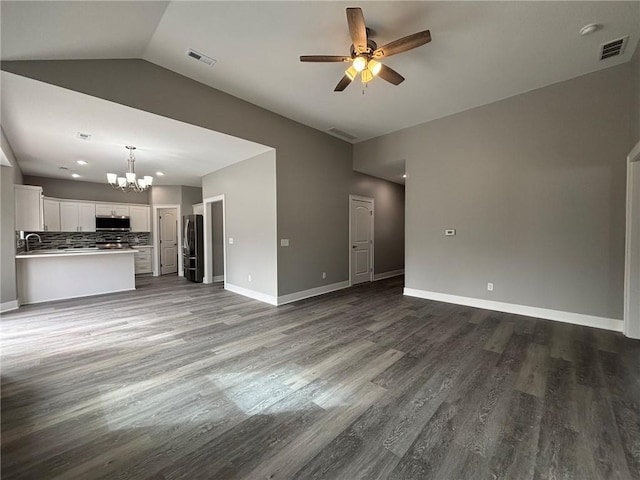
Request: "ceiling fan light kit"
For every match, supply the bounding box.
[300,7,431,91]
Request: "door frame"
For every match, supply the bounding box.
[152,204,182,277]
[202,194,226,286]
[349,194,374,286]
[624,140,640,339]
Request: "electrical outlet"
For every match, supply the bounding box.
[322,272,326,279]
[280,239,289,247]
[248,274,252,282]
[487,283,494,291]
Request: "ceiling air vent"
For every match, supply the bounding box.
[327,127,357,141]
[186,48,216,66]
[599,36,628,61]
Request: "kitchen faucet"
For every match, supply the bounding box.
[25,233,42,253]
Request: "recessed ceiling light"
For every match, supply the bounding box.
[71,173,81,178]
[156,171,165,176]
[403,174,407,178]
[77,160,88,165]
[580,23,600,36]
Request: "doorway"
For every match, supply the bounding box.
[625,141,640,339]
[349,195,374,285]
[158,207,178,275]
[202,194,226,285]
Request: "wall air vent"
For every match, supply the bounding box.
[186,48,216,66]
[76,132,92,141]
[327,127,357,141]
[599,36,628,61]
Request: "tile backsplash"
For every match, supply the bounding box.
[17,231,151,253]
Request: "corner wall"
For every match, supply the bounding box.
[1,128,23,310]
[202,150,277,299]
[355,63,631,322]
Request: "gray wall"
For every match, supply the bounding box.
[631,39,640,148]
[355,64,631,320]
[149,185,181,205]
[23,175,149,204]
[181,185,202,218]
[212,201,224,278]
[2,59,405,298]
[1,128,23,306]
[202,151,277,297]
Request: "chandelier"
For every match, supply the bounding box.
[106,146,153,192]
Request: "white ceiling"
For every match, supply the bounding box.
[1,1,639,183]
[0,72,272,186]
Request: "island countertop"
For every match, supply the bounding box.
[16,248,137,304]
[16,248,139,259]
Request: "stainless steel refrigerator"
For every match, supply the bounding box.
[183,214,204,282]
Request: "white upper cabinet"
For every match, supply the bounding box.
[59,202,80,232]
[43,199,60,232]
[78,203,96,232]
[59,201,96,232]
[14,185,43,231]
[95,204,130,217]
[129,206,150,232]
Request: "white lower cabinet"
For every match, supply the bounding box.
[134,246,153,274]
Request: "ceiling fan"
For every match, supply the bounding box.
[300,7,431,91]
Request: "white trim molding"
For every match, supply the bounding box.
[373,269,405,281]
[277,280,350,305]
[403,288,623,332]
[202,194,226,286]
[1,300,19,313]
[225,283,277,306]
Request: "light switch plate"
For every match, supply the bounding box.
[280,239,289,247]
[445,229,456,236]
[228,237,234,244]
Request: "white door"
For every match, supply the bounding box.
[159,208,178,275]
[350,197,373,285]
[78,203,96,232]
[59,202,80,232]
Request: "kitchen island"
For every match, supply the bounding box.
[16,248,137,304]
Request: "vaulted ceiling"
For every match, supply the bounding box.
[1,1,639,183]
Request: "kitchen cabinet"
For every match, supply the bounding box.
[134,246,153,274]
[43,199,60,232]
[78,203,96,232]
[129,206,150,232]
[15,185,44,231]
[96,204,129,216]
[59,201,96,232]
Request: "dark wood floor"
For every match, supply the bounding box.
[1,275,639,480]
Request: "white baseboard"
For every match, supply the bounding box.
[403,288,623,332]
[225,283,278,306]
[20,287,137,306]
[213,275,224,283]
[373,269,405,281]
[277,280,350,306]
[1,300,19,313]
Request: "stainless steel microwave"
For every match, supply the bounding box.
[95,216,131,231]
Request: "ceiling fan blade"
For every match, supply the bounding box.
[346,7,367,54]
[300,55,352,63]
[377,64,405,85]
[334,74,353,92]
[373,30,431,59]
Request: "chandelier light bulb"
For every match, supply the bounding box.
[345,65,358,80]
[106,173,117,184]
[361,69,373,83]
